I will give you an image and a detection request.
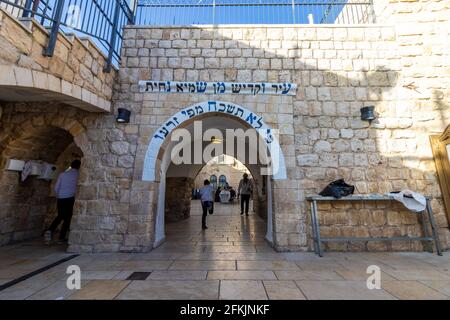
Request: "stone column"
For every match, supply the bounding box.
[165,177,194,222]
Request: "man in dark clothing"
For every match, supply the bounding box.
[238,173,254,216]
[45,160,80,244]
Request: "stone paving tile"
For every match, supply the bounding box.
[195,241,235,246]
[275,270,343,281]
[263,280,306,300]
[204,245,257,253]
[237,260,300,271]
[295,261,347,271]
[116,280,219,300]
[27,280,91,300]
[149,270,208,280]
[112,271,135,280]
[381,281,449,300]
[0,284,41,300]
[335,269,397,281]
[80,271,121,280]
[117,260,173,271]
[219,280,268,300]
[127,253,184,261]
[1,202,450,300]
[419,281,450,297]
[68,280,130,300]
[296,281,397,300]
[382,268,450,281]
[170,260,236,270]
[0,278,13,286]
[207,271,277,280]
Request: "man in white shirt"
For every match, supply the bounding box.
[199,179,214,230]
[45,160,81,244]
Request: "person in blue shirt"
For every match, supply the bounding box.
[199,179,214,230]
[45,160,81,244]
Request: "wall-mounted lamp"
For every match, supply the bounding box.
[116,108,131,124]
[360,106,376,121]
[211,136,223,144]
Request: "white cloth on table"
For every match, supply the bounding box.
[388,190,426,213]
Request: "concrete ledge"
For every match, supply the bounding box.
[0,65,111,112]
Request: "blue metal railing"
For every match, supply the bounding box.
[135,0,376,25]
[0,0,137,72]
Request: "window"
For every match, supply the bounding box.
[210,175,217,189]
[219,175,227,188]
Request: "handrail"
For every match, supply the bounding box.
[0,0,136,72]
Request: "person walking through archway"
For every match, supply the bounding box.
[238,173,254,216]
[44,160,81,244]
[199,179,214,230]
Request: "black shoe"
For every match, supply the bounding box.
[246,213,249,216]
[240,212,244,215]
[202,226,208,230]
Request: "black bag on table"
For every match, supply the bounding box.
[319,179,355,199]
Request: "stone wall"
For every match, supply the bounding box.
[165,177,194,222]
[113,12,449,252]
[0,8,115,112]
[0,102,89,245]
[1,0,448,253]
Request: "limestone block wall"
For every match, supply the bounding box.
[112,17,449,252]
[0,102,90,245]
[0,8,116,112]
[2,0,448,253]
[165,177,194,222]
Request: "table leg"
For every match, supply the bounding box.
[426,200,442,256]
[419,208,432,253]
[312,200,323,257]
[310,201,318,255]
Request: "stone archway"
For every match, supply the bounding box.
[0,114,88,246]
[142,101,287,182]
[142,101,287,248]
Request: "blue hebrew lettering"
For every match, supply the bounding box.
[208,101,217,111]
[196,82,208,93]
[218,103,226,112]
[195,105,204,115]
[187,109,195,118]
[255,117,264,129]
[246,113,257,125]
[231,84,242,94]
[226,105,235,114]
[281,83,292,95]
[145,82,154,92]
[159,127,169,138]
[217,82,226,94]
[234,108,244,118]
[265,129,274,144]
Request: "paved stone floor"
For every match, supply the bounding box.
[0,200,449,300]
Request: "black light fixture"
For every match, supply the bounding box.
[360,106,376,121]
[211,136,223,144]
[116,108,131,124]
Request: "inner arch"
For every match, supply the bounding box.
[142,101,287,182]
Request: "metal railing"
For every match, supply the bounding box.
[0,0,137,72]
[136,0,376,25]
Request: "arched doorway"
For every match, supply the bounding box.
[0,122,85,247]
[142,101,286,248]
